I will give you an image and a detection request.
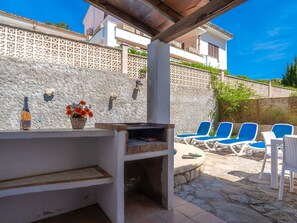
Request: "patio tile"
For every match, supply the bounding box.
[174,195,188,207]
[175,202,204,217]
[180,219,196,223]
[158,209,190,223]
[191,211,226,223]
[175,146,297,223]
[141,215,166,223]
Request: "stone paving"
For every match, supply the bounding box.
[174,146,297,223]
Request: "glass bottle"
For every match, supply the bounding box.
[20,96,31,130]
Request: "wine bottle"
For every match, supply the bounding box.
[20,96,31,130]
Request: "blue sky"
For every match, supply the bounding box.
[0,0,89,32]
[213,0,297,80]
[0,0,296,80]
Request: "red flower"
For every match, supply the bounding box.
[66,101,92,119]
[74,107,82,113]
[79,100,86,105]
[80,110,87,116]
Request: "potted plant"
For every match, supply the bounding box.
[138,66,147,79]
[66,100,93,129]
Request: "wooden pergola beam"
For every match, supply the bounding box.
[86,0,159,36]
[152,0,247,43]
[138,0,183,22]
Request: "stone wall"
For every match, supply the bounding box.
[0,24,294,100]
[220,97,297,127]
[171,84,216,134]
[0,56,216,134]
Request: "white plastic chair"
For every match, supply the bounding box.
[279,135,297,200]
[259,131,281,179]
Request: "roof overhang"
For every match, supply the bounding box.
[85,0,246,43]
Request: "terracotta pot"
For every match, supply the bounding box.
[70,118,87,129]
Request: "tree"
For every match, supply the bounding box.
[282,57,297,88]
[45,22,70,30]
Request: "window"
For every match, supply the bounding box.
[181,42,185,50]
[208,43,219,59]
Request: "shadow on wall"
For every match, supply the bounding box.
[43,95,54,102]
[132,88,139,100]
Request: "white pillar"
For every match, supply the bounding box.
[268,81,272,97]
[147,40,170,124]
[104,20,118,47]
[121,44,128,74]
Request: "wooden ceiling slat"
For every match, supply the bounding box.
[86,0,159,36]
[152,0,246,43]
[138,0,183,22]
[162,0,209,16]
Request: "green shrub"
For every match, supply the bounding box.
[139,66,147,79]
[128,48,147,57]
[211,75,256,121]
[174,61,229,74]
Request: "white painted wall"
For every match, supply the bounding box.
[200,32,227,70]
[0,12,86,41]
[89,27,104,44]
[115,27,151,48]
[83,6,105,34]
[104,20,118,47]
[183,35,198,50]
[83,5,230,70]
[170,46,205,64]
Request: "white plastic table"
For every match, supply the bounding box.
[270,138,283,189]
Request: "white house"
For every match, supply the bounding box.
[0,10,87,41]
[83,6,233,70]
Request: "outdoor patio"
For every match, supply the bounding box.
[175,145,297,223]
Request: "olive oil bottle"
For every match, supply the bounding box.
[20,96,31,130]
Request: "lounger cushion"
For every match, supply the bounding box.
[238,123,258,141]
[176,133,199,138]
[273,125,294,138]
[194,136,221,141]
[249,141,265,149]
[216,122,233,138]
[218,138,253,145]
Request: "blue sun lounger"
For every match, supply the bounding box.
[192,122,233,151]
[216,122,258,156]
[248,123,294,152]
[175,121,211,144]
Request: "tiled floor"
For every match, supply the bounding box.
[35,195,225,223]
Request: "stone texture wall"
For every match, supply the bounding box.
[1,23,294,100]
[0,56,146,130]
[0,56,216,134]
[171,84,217,134]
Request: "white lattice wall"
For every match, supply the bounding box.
[127,54,211,89]
[0,25,122,73]
[224,75,269,97]
[127,54,147,78]
[0,24,294,97]
[170,63,210,89]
